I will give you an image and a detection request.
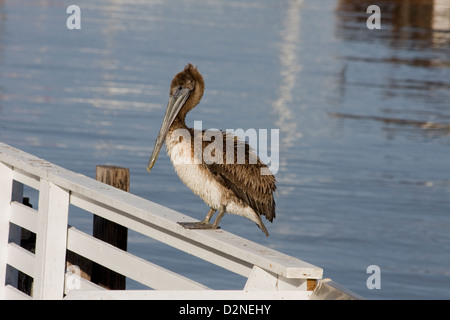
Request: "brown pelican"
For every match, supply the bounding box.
[147,64,276,236]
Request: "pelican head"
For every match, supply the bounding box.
[147,64,204,172]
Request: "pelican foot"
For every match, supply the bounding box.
[178,221,220,230]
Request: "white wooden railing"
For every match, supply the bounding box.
[0,142,360,300]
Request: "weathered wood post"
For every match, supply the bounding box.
[91,165,129,290]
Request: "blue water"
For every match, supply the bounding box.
[0,0,449,299]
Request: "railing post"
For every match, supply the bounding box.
[8,180,24,290]
[91,165,129,290]
[244,266,316,293]
[33,180,69,299]
[0,162,13,299]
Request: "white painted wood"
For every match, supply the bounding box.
[70,193,253,277]
[10,201,38,234]
[6,243,35,278]
[8,180,24,288]
[0,142,327,300]
[67,227,209,290]
[277,274,307,290]
[4,284,32,300]
[64,271,106,294]
[0,162,13,299]
[12,168,40,190]
[64,289,312,300]
[244,266,278,290]
[69,192,321,279]
[244,266,308,291]
[33,180,70,300]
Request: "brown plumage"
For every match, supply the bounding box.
[201,133,276,222]
[147,64,276,236]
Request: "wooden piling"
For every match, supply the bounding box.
[91,165,129,290]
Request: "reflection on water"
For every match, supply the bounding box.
[271,0,304,197]
[273,0,304,148]
[329,112,450,140]
[336,0,450,47]
[334,0,450,140]
[330,0,450,299]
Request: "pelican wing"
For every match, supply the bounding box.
[202,132,276,222]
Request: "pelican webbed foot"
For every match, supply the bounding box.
[178,207,226,230]
[178,221,220,230]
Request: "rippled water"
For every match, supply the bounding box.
[0,0,449,299]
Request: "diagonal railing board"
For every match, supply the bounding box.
[6,243,35,278]
[4,284,32,300]
[64,271,106,294]
[12,167,40,190]
[70,193,254,278]
[0,142,323,281]
[10,201,38,234]
[67,227,209,290]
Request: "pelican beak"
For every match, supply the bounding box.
[147,88,191,172]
